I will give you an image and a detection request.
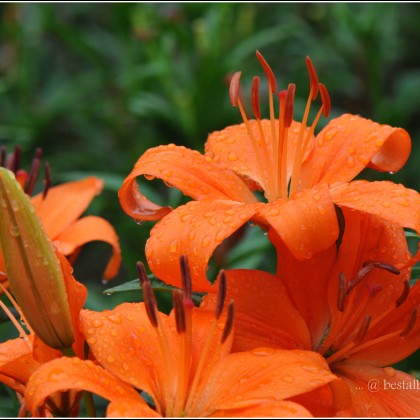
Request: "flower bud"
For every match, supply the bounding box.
[0,167,74,349]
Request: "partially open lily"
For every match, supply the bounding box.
[202,209,420,416]
[119,51,419,292]
[0,146,121,286]
[24,258,337,417]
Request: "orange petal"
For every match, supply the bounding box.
[0,337,39,394]
[25,357,144,416]
[31,177,104,239]
[214,400,313,417]
[205,120,315,191]
[80,303,177,404]
[349,281,420,366]
[336,362,420,416]
[195,349,336,415]
[53,216,121,281]
[55,252,87,358]
[118,144,257,221]
[301,114,411,188]
[259,183,339,260]
[106,399,159,418]
[201,269,311,351]
[146,200,262,292]
[330,180,420,237]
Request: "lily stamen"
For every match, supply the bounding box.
[400,307,417,338]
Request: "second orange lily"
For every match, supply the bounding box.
[119,51,419,292]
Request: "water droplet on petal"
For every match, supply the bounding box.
[228,152,238,161]
[107,355,115,363]
[9,225,20,237]
[384,367,396,377]
[92,319,103,328]
[107,314,122,324]
[282,375,295,383]
[144,174,155,181]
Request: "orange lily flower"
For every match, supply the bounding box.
[24,258,336,417]
[203,209,420,416]
[118,52,418,292]
[0,251,88,416]
[0,146,121,288]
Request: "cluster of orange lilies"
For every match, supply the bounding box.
[1,52,420,417]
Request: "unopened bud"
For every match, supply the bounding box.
[0,168,74,349]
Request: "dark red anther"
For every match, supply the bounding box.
[173,289,186,334]
[395,280,410,307]
[347,261,400,295]
[305,56,319,100]
[251,76,261,120]
[180,255,192,302]
[229,71,242,107]
[0,146,6,167]
[42,162,52,200]
[136,261,149,286]
[354,315,371,344]
[256,50,277,92]
[400,307,417,338]
[284,83,296,128]
[24,148,43,195]
[319,83,331,118]
[337,273,347,312]
[215,270,227,320]
[142,279,158,328]
[221,300,235,344]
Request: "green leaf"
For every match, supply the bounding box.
[103,275,203,305]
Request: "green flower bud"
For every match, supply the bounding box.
[0,167,74,349]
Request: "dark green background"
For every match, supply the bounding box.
[1,3,419,416]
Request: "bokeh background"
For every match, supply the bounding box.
[1,2,420,415]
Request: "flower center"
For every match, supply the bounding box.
[0,145,51,198]
[139,257,234,417]
[229,51,330,202]
[316,261,418,365]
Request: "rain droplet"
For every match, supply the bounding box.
[9,225,20,237]
[107,314,122,324]
[107,355,115,363]
[228,152,238,161]
[92,319,103,328]
[383,367,396,377]
[282,375,294,383]
[324,128,338,141]
[144,174,155,181]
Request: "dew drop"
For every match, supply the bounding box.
[169,240,177,253]
[251,348,276,356]
[144,174,155,181]
[135,219,145,226]
[228,152,238,161]
[324,128,338,141]
[282,375,294,383]
[107,355,115,363]
[107,314,122,324]
[9,225,20,237]
[92,319,103,328]
[383,366,396,377]
[381,201,391,208]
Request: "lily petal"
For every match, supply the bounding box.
[301,114,411,188]
[107,399,159,418]
[25,357,144,416]
[213,400,313,417]
[31,177,104,239]
[259,183,339,260]
[0,337,38,394]
[196,349,336,415]
[205,120,315,190]
[330,180,420,238]
[336,362,420,416]
[53,216,121,280]
[201,269,311,351]
[146,200,262,292]
[119,145,257,221]
[80,303,175,405]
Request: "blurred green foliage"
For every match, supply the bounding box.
[1,3,420,415]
